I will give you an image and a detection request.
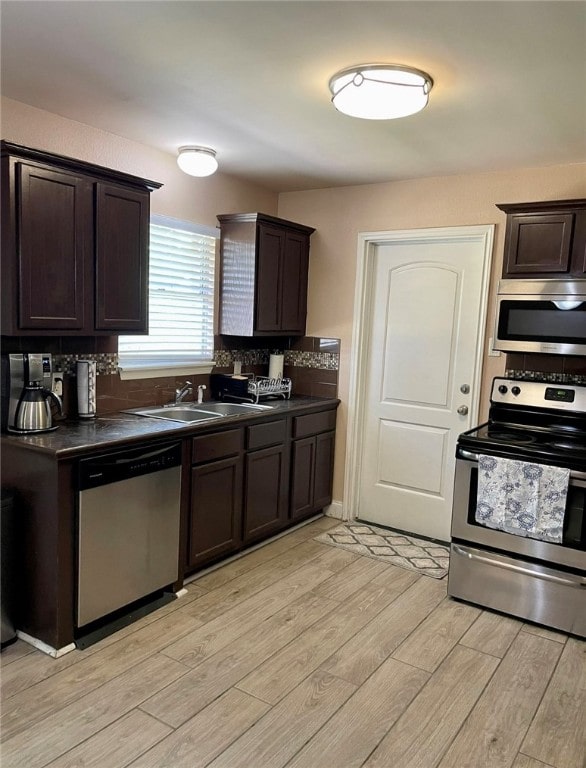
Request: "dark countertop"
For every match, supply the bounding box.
[0,396,340,459]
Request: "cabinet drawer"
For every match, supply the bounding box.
[192,429,243,464]
[247,419,287,450]
[292,409,337,439]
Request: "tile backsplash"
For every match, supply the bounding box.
[1,335,340,416]
[53,352,119,376]
[506,352,586,384]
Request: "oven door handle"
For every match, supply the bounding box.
[451,544,586,588]
[456,449,586,482]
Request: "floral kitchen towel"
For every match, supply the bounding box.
[476,455,569,543]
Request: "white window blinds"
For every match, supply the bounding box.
[119,216,217,370]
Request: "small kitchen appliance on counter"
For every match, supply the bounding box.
[13,381,63,433]
[449,376,586,637]
[76,360,97,419]
[210,373,292,404]
[1,353,61,433]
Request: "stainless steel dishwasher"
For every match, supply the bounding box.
[77,441,182,628]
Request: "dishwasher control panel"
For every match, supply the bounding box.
[79,441,182,490]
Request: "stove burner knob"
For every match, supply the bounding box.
[511,386,521,396]
[498,385,508,395]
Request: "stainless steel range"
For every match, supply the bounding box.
[449,377,586,637]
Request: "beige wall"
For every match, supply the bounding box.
[278,165,586,501]
[1,97,278,227]
[3,96,586,506]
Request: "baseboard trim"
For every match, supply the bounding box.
[16,631,76,658]
[325,499,346,520]
[185,513,325,585]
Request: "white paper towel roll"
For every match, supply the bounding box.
[268,353,284,380]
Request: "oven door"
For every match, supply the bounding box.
[451,450,586,571]
[450,449,586,636]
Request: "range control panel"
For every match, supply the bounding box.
[491,377,586,412]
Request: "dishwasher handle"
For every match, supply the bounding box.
[79,441,182,489]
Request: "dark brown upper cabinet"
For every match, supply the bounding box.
[1,141,161,336]
[218,212,315,336]
[497,199,586,278]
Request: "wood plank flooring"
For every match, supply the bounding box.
[1,516,584,768]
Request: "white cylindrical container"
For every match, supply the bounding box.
[268,353,284,380]
[76,360,97,419]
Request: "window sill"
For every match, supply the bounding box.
[118,361,216,381]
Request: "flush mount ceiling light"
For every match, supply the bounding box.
[329,64,433,120]
[177,146,218,177]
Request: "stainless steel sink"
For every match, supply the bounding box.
[128,406,222,423]
[125,401,273,423]
[189,402,274,416]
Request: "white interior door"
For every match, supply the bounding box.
[349,227,493,541]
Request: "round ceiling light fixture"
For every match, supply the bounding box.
[177,146,218,177]
[329,64,433,120]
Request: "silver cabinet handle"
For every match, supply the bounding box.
[457,405,469,415]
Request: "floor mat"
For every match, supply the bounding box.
[315,522,449,579]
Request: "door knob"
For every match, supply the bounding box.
[457,405,469,415]
[460,384,470,394]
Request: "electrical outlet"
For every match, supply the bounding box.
[52,372,64,397]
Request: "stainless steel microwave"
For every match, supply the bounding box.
[494,279,586,356]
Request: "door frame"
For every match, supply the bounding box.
[342,225,494,521]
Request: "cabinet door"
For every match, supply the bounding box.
[504,213,574,276]
[17,163,92,330]
[313,431,335,510]
[280,231,309,334]
[95,183,149,331]
[255,224,284,332]
[290,436,315,521]
[188,456,242,569]
[570,210,586,275]
[244,444,288,542]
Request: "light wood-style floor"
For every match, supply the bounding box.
[1,516,585,768]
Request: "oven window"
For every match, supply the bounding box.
[467,466,586,550]
[498,300,586,344]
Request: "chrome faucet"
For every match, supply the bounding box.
[174,381,193,405]
[197,384,207,404]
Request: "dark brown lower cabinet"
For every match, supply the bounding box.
[290,436,315,520]
[244,444,289,543]
[187,429,243,570]
[180,409,337,575]
[188,457,243,569]
[291,430,335,521]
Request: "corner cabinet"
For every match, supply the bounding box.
[1,141,161,335]
[290,409,336,522]
[218,212,315,336]
[497,199,586,278]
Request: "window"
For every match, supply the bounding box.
[118,215,217,379]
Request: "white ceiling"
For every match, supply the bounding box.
[1,1,585,192]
